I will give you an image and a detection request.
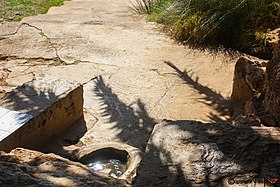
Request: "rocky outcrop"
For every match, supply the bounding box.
[267,28,280,51]
[134,120,280,187]
[231,41,280,127]
[264,41,280,126]
[231,56,265,107]
[0,148,127,187]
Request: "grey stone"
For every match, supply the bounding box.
[265,40,280,126]
[134,120,280,186]
[231,56,265,107]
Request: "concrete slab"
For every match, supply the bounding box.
[0,130,11,141]
[0,77,83,152]
[0,108,32,141]
[0,0,237,125]
[0,107,10,118]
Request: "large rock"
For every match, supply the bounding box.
[231,56,265,107]
[264,41,280,126]
[134,120,280,186]
[0,148,127,187]
[230,46,280,126]
[267,28,280,51]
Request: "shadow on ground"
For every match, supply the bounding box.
[0,148,127,187]
[164,60,234,123]
[92,75,280,186]
[134,120,280,186]
[0,74,279,187]
[0,83,58,116]
[0,82,88,158]
[93,76,192,186]
[92,76,156,151]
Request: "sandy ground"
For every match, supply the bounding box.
[0,0,238,123]
[0,0,265,185]
[0,0,242,153]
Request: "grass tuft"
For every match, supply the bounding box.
[0,0,65,22]
[130,0,280,59]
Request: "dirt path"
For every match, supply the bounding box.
[0,0,237,123]
[0,0,264,185]
[0,0,241,153]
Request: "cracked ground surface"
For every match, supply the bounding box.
[0,0,258,185]
[0,0,237,122]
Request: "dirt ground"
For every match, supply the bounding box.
[0,0,260,186]
[0,0,239,123]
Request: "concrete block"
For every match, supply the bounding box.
[0,77,83,152]
[0,108,32,140]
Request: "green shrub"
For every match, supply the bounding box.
[0,0,64,22]
[131,0,280,58]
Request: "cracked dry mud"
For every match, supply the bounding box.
[0,0,253,186]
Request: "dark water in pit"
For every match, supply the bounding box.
[87,159,127,178]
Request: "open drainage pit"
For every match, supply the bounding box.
[80,147,130,178]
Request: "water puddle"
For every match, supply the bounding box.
[87,158,127,178]
[80,148,129,179]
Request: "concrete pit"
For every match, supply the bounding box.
[80,147,129,178]
[75,142,143,183]
[0,77,83,152]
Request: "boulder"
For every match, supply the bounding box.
[134,120,280,187]
[264,41,280,126]
[267,28,280,51]
[231,56,265,107]
[0,148,127,187]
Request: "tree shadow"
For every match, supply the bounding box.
[135,119,280,186]
[164,60,234,123]
[0,79,87,154]
[134,62,280,186]
[1,75,279,186]
[93,76,156,151]
[0,82,58,116]
[134,141,193,187]
[93,76,191,186]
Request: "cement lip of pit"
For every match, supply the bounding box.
[74,142,143,183]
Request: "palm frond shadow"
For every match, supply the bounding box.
[1,83,58,116]
[93,76,156,151]
[0,82,88,157]
[93,76,192,186]
[164,60,233,123]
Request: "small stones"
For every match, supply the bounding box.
[234,115,262,127]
